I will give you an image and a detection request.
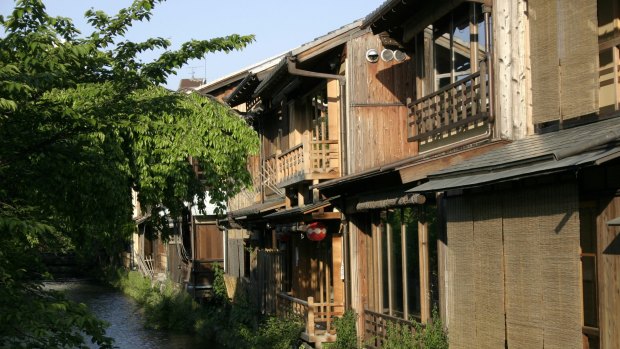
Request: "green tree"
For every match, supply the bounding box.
[0,0,258,347]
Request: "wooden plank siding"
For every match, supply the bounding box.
[348,34,418,174]
[290,233,333,302]
[597,194,620,349]
[348,213,372,338]
[195,223,223,261]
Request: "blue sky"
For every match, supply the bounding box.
[1,0,381,90]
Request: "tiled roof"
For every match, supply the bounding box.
[409,117,620,192]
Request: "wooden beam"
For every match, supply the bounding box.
[401,215,409,320]
[387,222,394,316]
[398,140,508,184]
[419,220,431,323]
[311,212,343,220]
[332,233,344,305]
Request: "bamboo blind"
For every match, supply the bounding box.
[445,182,582,348]
[503,183,581,349]
[446,196,477,349]
[529,0,599,123]
[446,194,506,349]
[471,194,505,349]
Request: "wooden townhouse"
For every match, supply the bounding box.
[212,22,371,347]
[326,0,619,348]
[206,0,620,348]
[303,1,506,347]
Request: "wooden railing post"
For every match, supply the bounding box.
[407,67,490,143]
[275,150,282,183]
[303,138,310,174]
[479,59,488,114]
[307,296,315,337]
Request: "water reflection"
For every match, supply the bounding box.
[46,281,203,349]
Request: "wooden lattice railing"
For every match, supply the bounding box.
[277,143,305,183]
[261,154,284,197]
[268,138,339,185]
[363,308,421,349]
[276,292,344,342]
[309,139,339,174]
[407,60,490,143]
[134,251,154,279]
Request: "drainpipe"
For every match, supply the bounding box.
[286,56,348,176]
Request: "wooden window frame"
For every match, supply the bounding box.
[580,200,600,348]
[370,207,424,322]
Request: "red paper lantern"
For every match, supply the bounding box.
[306,222,327,241]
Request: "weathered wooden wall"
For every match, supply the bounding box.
[493,0,530,138]
[597,195,620,348]
[195,223,223,261]
[256,249,284,314]
[348,214,372,337]
[347,34,418,173]
[226,229,248,278]
[290,233,329,301]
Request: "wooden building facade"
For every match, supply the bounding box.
[194,0,620,348]
[351,0,620,348]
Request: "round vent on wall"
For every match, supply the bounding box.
[380,49,394,62]
[366,49,379,63]
[393,50,407,62]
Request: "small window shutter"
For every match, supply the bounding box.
[529,0,599,123]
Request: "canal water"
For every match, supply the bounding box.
[46,281,204,349]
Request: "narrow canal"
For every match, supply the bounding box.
[46,281,204,349]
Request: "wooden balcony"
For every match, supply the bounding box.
[276,292,344,348]
[262,138,340,190]
[407,60,490,144]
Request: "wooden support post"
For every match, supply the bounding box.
[308,296,315,337]
[298,183,305,207]
[401,216,409,320]
[312,179,320,203]
[303,137,311,174]
[275,149,282,183]
[332,233,344,305]
[326,79,341,174]
[386,222,394,316]
[419,220,430,323]
[375,219,384,313]
[325,250,332,331]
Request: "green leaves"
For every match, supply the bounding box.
[0,0,258,346]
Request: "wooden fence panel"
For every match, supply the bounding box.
[257,249,285,314]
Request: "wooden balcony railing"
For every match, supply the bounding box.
[260,154,284,197]
[309,139,339,174]
[363,308,421,349]
[407,60,490,143]
[278,143,305,183]
[262,138,339,188]
[276,292,344,343]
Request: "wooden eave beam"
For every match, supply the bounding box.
[296,27,368,64]
[311,211,342,220]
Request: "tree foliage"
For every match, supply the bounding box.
[0,0,257,346]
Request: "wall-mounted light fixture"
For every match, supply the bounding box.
[366,49,379,63]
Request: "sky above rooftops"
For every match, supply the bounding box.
[1,0,380,90]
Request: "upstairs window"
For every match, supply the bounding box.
[433,3,489,91]
[598,0,620,115]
